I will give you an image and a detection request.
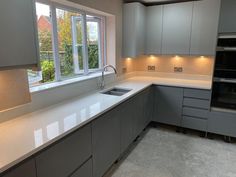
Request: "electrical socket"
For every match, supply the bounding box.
[147,65,156,71]
[174,67,183,73]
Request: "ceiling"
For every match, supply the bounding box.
[124,0,199,6]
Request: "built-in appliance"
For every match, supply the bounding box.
[211,34,236,110]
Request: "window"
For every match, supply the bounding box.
[28,1,105,86]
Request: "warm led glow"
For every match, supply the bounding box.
[126,57,132,60]
[149,55,156,60]
[174,55,180,61]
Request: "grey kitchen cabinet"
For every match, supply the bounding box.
[92,107,121,177]
[219,0,236,33]
[123,2,146,58]
[154,86,183,126]
[2,159,36,177]
[190,0,221,55]
[120,98,136,153]
[208,110,236,137]
[161,2,193,55]
[182,88,211,131]
[145,5,163,55]
[70,158,92,177]
[36,124,92,177]
[143,87,154,127]
[0,0,39,70]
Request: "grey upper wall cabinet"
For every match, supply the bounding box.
[161,2,193,55]
[219,0,236,33]
[0,0,39,70]
[2,159,36,177]
[123,2,146,58]
[145,6,163,55]
[190,0,221,56]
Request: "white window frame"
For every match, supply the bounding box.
[34,0,106,84]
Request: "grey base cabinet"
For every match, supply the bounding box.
[92,108,121,177]
[2,159,36,177]
[208,110,236,137]
[70,159,92,177]
[154,86,183,126]
[120,99,136,153]
[36,124,92,177]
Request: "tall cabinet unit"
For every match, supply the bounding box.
[218,0,236,33]
[123,2,146,58]
[145,5,163,55]
[190,0,221,55]
[0,0,39,70]
[161,2,193,55]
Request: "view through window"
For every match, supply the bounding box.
[28,2,105,86]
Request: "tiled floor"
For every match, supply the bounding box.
[105,127,236,177]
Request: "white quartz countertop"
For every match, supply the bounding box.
[0,76,212,173]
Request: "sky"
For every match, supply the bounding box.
[36,2,50,19]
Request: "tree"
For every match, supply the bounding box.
[38,29,53,51]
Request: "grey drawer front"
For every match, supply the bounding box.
[71,159,92,177]
[183,98,210,109]
[36,124,92,177]
[183,107,209,119]
[208,111,236,137]
[182,116,207,131]
[184,89,211,99]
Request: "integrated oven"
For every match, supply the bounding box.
[211,34,236,110]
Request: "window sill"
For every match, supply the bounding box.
[30,71,114,94]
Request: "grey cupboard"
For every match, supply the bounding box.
[120,98,136,153]
[208,110,236,137]
[2,159,36,177]
[0,0,39,70]
[92,107,121,177]
[70,158,92,177]
[154,86,183,126]
[161,2,193,55]
[218,0,236,33]
[123,2,146,58]
[145,6,163,55]
[190,0,221,55]
[36,124,92,177]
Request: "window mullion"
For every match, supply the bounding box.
[82,13,89,75]
[50,4,61,81]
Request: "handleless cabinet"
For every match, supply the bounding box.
[219,0,236,33]
[2,159,36,177]
[123,2,146,58]
[92,108,121,177]
[0,0,39,70]
[145,6,163,55]
[154,86,183,126]
[190,0,221,55]
[162,2,193,55]
[36,124,92,177]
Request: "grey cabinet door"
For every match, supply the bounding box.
[154,86,183,126]
[92,108,121,177]
[123,2,145,58]
[3,159,36,177]
[162,2,193,55]
[143,87,154,127]
[70,159,92,177]
[120,99,136,153]
[145,5,163,55]
[36,124,92,177]
[219,0,236,33]
[190,0,220,55]
[0,0,39,69]
[208,110,236,137]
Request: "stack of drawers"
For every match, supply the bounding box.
[182,88,211,131]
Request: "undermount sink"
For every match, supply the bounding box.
[101,87,132,96]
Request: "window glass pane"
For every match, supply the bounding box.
[56,8,84,78]
[87,16,101,70]
[28,2,55,86]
